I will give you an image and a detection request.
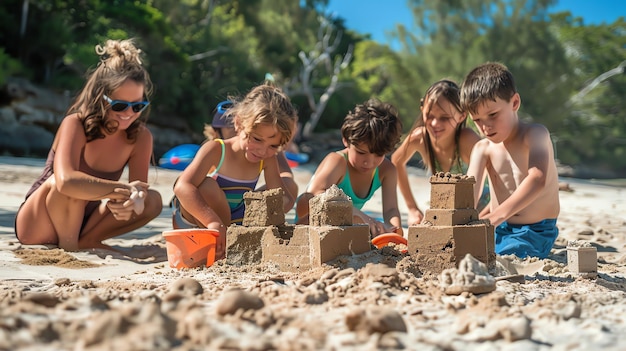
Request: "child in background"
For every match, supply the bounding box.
[461,62,560,259]
[296,99,403,238]
[391,80,481,226]
[204,100,238,140]
[204,99,298,209]
[172,84,298,259]
[14,39,162,251]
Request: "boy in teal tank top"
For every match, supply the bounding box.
[295,99,403,238]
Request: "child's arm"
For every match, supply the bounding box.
[467,140,489,210]
[379,160,403,235]
[295,153,345,223]
[391,130,424,225]
[483,125,553,227]
[262,154,294,213]
[173,141,224,227]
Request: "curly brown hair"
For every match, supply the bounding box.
[227,83,297,147]
[66,39,153,143]
[341,99,402,156]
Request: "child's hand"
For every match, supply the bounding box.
[126,181,149,215]
[367,218,387,238]
[385,225,404,237]
[125,186,146,215]
[408,208,424,226]
[207,222,227,260]
[106,198,135,221]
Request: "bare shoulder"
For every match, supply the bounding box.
[378,158,396,173]
[378,158,397,180]
[402,126,427,156]
[460,127,480,143]
[135,124,154,145]
[58,113,83,129]
[522,123,552,144]
[526,123,551,135]
[56,114,86,142]
[308,151,347,191]
[317,151,346,172]
[458,127,481,155]
[473,138,491,153]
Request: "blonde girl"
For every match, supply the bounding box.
[172,84,298,259]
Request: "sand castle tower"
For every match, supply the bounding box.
[225,185,371,271]
[407,172,495,273]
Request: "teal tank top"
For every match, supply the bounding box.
[336,152,381,210]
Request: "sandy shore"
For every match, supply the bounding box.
[1,155,625,350]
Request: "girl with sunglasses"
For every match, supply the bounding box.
[391,79,484,226]
[14,39,162,251]
[172,83,298,260]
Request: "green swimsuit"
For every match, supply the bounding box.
[336,152,381,210]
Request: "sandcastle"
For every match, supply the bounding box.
[407,172,495,273]
[225,185,371,271]
[567,240,597,278]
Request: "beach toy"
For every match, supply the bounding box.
[285,151,310,164]
[212,100,234,128]
[286,159,299,168]
[163,228,219,269]
[159,144,200,170]
[371,233,408,253]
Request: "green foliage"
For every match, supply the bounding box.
[349,40,416,128]
[0,48,23,85]
[398,0,571,128]
[552,15,626,173]
[0,0,624,175]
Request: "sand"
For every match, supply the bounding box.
[1,155,625,350]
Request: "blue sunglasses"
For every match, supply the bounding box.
[103,94,150,113]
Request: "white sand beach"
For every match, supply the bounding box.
[1,155,625,350]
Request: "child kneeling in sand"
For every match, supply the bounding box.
[171,84,298,259]
[204,99,298,210]
[295,99,403,238]
[461,62,560,259]
[14,39,163,251]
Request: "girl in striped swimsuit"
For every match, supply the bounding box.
[172,84,298,260]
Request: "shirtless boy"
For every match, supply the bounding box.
[461,62,560,259]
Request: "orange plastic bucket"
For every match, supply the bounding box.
[163,229,219,269]
[371,233,408,253]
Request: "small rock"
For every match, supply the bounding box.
[169,278,203,296]
[24,292,59,308]
[345,307,407,334]
[216,289,264,316]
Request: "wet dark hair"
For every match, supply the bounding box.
[341,99,402,156]
[67,39,152,143]
[460,62,517,116]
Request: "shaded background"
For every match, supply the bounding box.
[0,0,624,177]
